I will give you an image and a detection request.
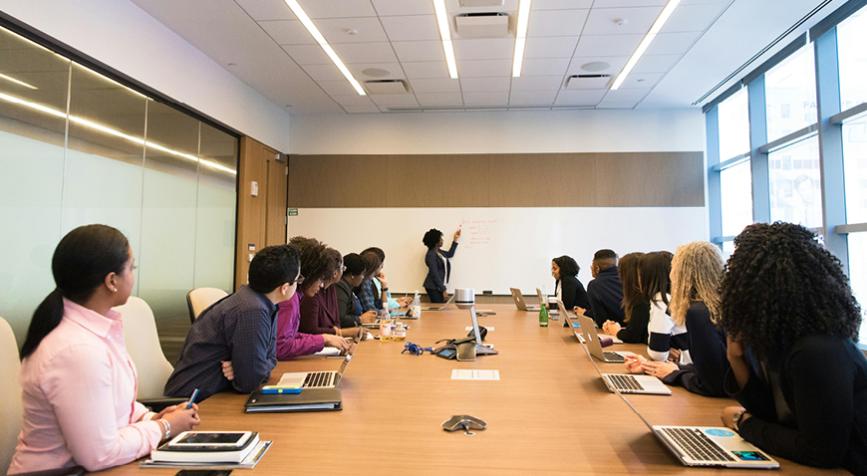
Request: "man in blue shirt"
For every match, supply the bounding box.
[586,249,625,328]
[165,244,301,400]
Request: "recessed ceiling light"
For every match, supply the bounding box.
[611,0,681,91]
[0,72,38,90]
[512,0,532,77]
[581,61,610,72]
[284,0,366,95]
[433,0,458,79]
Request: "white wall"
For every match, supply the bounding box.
[290,108,705,154]
[0,0,292,151]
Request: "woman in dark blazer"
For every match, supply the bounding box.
[422,228,460,303]
[552,255,590,311]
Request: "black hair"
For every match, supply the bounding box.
[638,251,672,306]
[324,248,343,282]
[21,224,130,359]
[593,249,618,261]
[248,244,301,294]
[343,253,366,276]
[289,236,330,291]
[552,255,580,278]
[423,229,443,249]
[361,250,382,278]
[619,252,645,323]
[362,247,385,262]
[720,222,861,362]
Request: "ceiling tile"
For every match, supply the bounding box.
[332,42,398,63]
[259,20,313,44]
[302,63,344,81]
[409,78,461,93]
[446,0,519,12]
[521,57,570,76]
[582,7,661,35]
[402,61,450,79]
[596,98,640,109]
[524,36,578,58]
[393,41,445,62]
[371,94,420,107]
[509,90,558,106]
[533,0,594,9]
[316,17,389,43]
[510,75,565,91]
[331,94,377,106]
[527,9,589,37]
[463,91,510,107]
[348,62,406,79]
[380,15,439,41]
[460,76,511,92]
[591,0,665,7]
[317,79,361,96]
[344,104,381,113]
[282,44,331,64]
[458,59,512,77]
[633,53,681,73]
[454,38,515,60]
[566,56,627,75]
[663,2,731,33]
[602,87,649,102]
[416,92,464,107]
[372,0,435,16]
[646,31,703,55]
[554,89,606,106]
[236,0,296,21]
[295,0,377,19]
[618,71,664,89]
[573,34,641,56]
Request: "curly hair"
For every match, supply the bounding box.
[669,242,723,327]
[638,251,672,307]
[720,222,861,362]
[552,255,580,278]
[422,229,443,249]
[288,236,330,291]
[618,252,644,323]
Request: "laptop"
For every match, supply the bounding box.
[424,295,454,311]
[275,350,353,389]
[600,373,672,396]
[469,306,498,356]
[244,354,351,413]
[562,312,585,342]
[577,315,626,363]
[510,288,540,312]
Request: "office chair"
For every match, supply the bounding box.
[0,317,22,475]
[186,287,228,323]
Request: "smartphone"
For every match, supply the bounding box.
[175,471,232,476]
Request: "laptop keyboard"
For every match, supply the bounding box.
[661,427,734,462]
[603,351,624,362]
[607,374,642,391]
[302,371,334,388]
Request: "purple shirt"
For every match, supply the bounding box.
[276,293,325,360]
[299,284,340,335]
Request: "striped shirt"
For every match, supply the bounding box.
[646,292,691,364]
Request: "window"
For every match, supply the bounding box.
[837,6,867,110]
[848,233,867,344]
[720,160,753,237]
[843,117,867,223]
[765,46,817,141]
[768,136,822,228]
[718,89,750,160]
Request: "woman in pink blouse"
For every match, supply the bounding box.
[9,225,200,473]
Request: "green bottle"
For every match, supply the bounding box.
[538,303,549,327]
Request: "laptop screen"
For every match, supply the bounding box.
[469,306,483,344]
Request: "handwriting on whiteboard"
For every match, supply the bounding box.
[461,218,496,248]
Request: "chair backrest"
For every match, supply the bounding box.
[0,317,22,474]
[115,297,173,400]
[186,287,228,323]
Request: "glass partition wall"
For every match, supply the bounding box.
[0,25,238,358]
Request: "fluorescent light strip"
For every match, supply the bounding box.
[611,0,681,90]
[0,73,38,90]
[284,0,366,95]
[512,0,532,78]
[433,0,458,79]
[0,90,237,176]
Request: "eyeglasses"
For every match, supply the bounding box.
[291,274,305,286]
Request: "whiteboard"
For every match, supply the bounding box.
[287,207,708,296]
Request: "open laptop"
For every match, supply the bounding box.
[424,295,454,311]
[276,350,354,389]
[561,312,585,343]
[469,306,498,356]
[577,315,625,363]
[510,288,540,312]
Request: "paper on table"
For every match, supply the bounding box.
[451,369,500,381]
[313,347,341,357]
[465,326,494,331]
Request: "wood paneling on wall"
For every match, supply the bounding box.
[288,152,704,208]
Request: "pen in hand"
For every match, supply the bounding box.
[187,388,200,409]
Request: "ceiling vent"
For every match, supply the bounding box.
[459,0,504,6]
[364,79,410,95]
[455,12,510,38]
[565,74,612,90]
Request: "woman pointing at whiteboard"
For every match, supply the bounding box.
[422,228,461,303]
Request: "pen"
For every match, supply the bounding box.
[187,388,200,409]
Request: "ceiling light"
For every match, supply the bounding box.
[610,0,680,90]
[433,0,458,79]
[0,90,236,176]
[0,73,38,90]
[512,0,532,78]
[284,0,366,95]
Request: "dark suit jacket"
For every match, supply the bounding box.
[556,275,590,311]
[423,242,458,292]
[586,266,625,326]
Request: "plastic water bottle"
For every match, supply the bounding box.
[538,303,549,328]
[410,290,422,319]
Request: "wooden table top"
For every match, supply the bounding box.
[106,305,845,475]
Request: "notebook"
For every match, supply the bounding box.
[150,431,258,463]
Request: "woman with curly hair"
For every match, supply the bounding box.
[602,252,649,343]
[633,242,729,397]
[422,228,461,303]
[719,223,867,473]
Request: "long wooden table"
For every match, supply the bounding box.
[108,305,844,475]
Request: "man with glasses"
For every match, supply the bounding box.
[164,244,303,401]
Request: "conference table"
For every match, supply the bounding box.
[109,305,845,475]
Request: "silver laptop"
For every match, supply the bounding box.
[600,373,671,396]
[562,312,585,343]
[510,288,540,312]
[469,306,497,356]
[424,295,454,311]
[276,350,353,389]
[577,315,625,363]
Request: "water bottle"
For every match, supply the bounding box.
[538,303,549,328]
[410,291,422,319]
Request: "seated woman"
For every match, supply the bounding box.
[719,223,867,473]
[9,225,199,473]
[275,237,352,359]
[602,252,650,344]
[299,249,362,339]
[363,246,411,311]
[551,255,590,311]
[422,228,460,303]
[633,242,729,397]
[336,253,377,330]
